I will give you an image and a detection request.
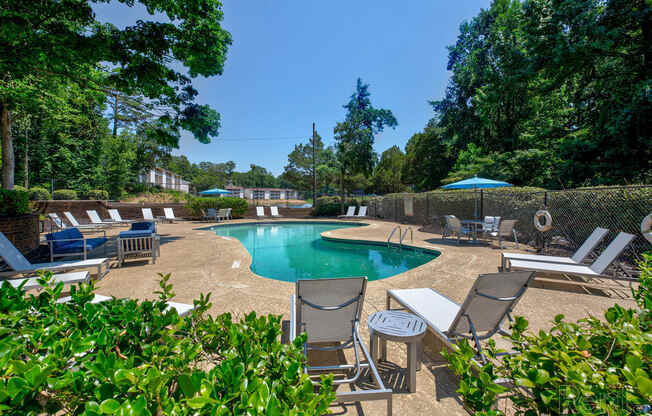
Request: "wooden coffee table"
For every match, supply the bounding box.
[368,310,427,393]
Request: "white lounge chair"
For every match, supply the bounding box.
[108,209,134,224]
[356,206,367,217]
[56,294,195,317]
[338,206,356,217]
[61,211,106,230]
[0,232,110,278]
[504,232,635,280]
[52,213,100,231]
[256,206,266,219]
[86,210,116,227]
[501,227,609,270]
[163,208,179,223]
[290,277,392,415]
[142,208,156,221]
[270,206,283,218]
[225,208,232,220]
[3,271,90,291]
[48,213,67,230]
[387,271,535,363]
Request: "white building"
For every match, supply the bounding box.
[139,168,190,193]
[225,186,298,200]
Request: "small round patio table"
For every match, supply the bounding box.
[368,310,427,393]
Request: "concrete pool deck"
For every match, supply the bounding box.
[91,219,636,415]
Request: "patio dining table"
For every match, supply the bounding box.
[460,219,484,243]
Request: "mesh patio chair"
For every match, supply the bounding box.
[290,277,392,415]
[387,271,535,364]
[489,219,519,249]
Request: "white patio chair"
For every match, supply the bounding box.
[338,206,356,217]
[256,206,266,219]
[216,208,228,221]
[387,271,535,363]
[270,206,283,218]
[108,209,134,224]
[501,227,609,270]
[481,216,500,234]
[505,232,635,281]
[225,208,232,220]
[356,206,367,217]
[290,277,392,415]
[0,232,109,278]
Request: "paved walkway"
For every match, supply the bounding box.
[91,219,635,416]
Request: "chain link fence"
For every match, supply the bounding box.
[367,185,652,262]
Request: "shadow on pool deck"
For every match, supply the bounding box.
[59,218,637,416]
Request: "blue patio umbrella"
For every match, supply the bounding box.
[199,188,232,196]
[442,175,512,218]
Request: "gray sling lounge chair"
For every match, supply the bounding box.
[290,277,392,415]
[0,232,110,278]
[501,227,609,270]
[387,271,535,363]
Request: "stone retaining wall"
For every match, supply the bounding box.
[0,214,40,255]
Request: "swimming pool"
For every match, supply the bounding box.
[208,222,439,282]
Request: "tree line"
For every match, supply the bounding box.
[282,0,651,196]
[1,0,232,197]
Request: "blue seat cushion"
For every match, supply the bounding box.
[46,228,86,252]
[119,230,153,238]
[49,236,107,254]
[120,221,155,239]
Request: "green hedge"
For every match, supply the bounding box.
[86,189,109,200]
[0,273,335,414]
[444,252,652,415]
[52,189,78,200]
[312,196,368,216]
[0,189,30,217]
[28,187,51,200]
[186,196,249,218]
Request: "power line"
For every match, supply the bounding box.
[217,136,307,142]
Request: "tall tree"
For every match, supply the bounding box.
[280,133,325,193]
[334,78,398,177]
[371,145,407,194]
[334,78,397,211]
[0,0,232,188]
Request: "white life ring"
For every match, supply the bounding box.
[642,213,652,244]
[534,210,553,232]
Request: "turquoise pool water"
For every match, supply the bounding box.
[208,222,439,282]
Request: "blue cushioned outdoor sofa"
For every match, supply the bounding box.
[46,228,108,261]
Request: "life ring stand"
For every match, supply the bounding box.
[534,210,553,232]
[642,213,652,244]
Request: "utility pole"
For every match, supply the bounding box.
[312,123,317,206]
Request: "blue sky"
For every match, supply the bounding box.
[94,0,489,175]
